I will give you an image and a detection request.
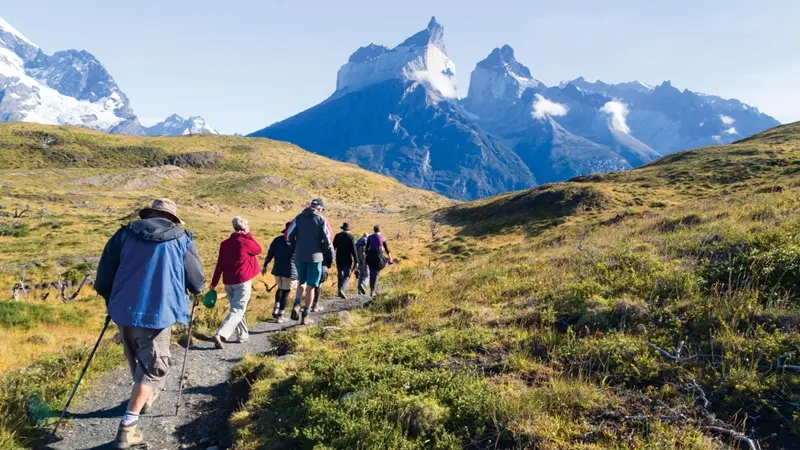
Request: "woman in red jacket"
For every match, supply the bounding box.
[210,216,263,349]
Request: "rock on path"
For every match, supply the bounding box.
[43,296,367,450]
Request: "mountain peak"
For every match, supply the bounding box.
[146,114,218,136]
[398,16,446,51]
[477,45,533,79]
[335,18,457,99]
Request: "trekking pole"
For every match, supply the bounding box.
[175,295,200,415]
[50,315,112,439]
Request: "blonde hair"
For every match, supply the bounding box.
[232,216,248,231]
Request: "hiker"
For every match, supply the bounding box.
[285,198,334,325]
[355,233,369,295]
[311,248,333,312]
[366,225,392,297]
[209,216,263,349]
[262,222,297,323]
[95,198,204,449]
[332,222,358,299]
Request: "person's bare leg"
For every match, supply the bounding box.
[304,285,315,309]
[127,382,153,414]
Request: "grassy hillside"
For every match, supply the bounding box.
[0,122,450,447]
[231,123,800,449]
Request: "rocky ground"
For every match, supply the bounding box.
[42,296,367,450]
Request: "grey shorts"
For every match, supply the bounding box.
[120,326,171,387]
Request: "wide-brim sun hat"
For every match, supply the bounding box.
[138,198,185,225]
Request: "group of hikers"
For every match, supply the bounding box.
[94,197,392,448]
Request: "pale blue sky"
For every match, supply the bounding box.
[3,0,798,134]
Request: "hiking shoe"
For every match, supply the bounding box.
[114,423,144,449]
[140,388,159,415]
[213,335,225,349]
[272,307,280,319]
[311,304,325,313]
[277,316,286,324]
[290,304,301,321]
[338,291,348,300]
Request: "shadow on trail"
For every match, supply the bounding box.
[64,401,127,420]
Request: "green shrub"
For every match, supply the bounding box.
[0,302,87,329]
[268,330,299,356]
[0,223,29,237]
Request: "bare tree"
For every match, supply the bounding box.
[430,219,441,239]
[54,271,93,303]
[13,204,30,219]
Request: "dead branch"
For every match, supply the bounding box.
[13,204,30,219]
[56,273,93,302]
[647,342,723,364]
[704,426,760,450]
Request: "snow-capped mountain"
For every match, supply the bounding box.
[0,16,215,136]
[146,114,218,136]
[250,19,779,198]
[462,46,779,182]
[564,77,780,152]
[250,17,535,200]
[0,15,144,133]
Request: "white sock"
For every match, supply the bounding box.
[121,410,139,426]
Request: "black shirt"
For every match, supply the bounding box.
[333,231,358,267]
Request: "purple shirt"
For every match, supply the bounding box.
[367,233,386,252]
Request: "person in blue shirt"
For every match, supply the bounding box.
[95,198,204,449]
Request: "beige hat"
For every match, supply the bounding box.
[139,198,184,225]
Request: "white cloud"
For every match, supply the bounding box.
[600,100,631,134]
[712,135,723,143]
[719,114,735,125]
[532,94,568,120]
[407,70,458,99]
[723,127,738,135]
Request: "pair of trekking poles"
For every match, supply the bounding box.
[49,295,200,440]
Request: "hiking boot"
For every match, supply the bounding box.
[277,316,286,324]
[114,423,144,449]
[338,290,348,300]
[213,335,225,349]
[140,388,159,415]
[272,306,280,319]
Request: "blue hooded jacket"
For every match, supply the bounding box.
[95,217,205,329]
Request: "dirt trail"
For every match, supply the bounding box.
[43,296,367,450]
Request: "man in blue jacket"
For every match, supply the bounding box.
[95,198,204,449]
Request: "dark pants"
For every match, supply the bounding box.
[357,265,369,295]
[368,262,382,294]
[337,264,352,294]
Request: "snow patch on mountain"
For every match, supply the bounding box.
[532,94,568,119]
[601,101,631,134]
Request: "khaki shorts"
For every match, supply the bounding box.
[274,276,298,290]
[120,326,171,387]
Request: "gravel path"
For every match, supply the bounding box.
[43,296,367,450]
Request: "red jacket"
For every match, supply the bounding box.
[211,232,263,286]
